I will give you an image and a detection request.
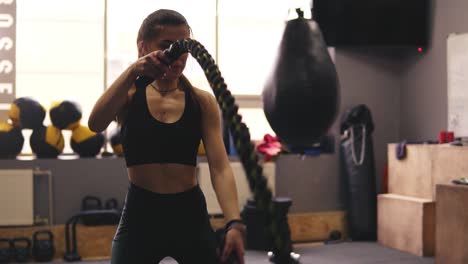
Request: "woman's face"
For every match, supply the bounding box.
[145,25,190,80]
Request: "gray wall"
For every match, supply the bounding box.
[334,49,404,192]
[401,0,468,140]
[0,156,345,223]
[276,154,343,213]
[0,158,129,225]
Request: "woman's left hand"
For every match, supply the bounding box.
[221,228,245,264]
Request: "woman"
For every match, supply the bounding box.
[89,9,245,264]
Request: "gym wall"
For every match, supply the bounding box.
[0,155,345,224]
[400,0,468,141]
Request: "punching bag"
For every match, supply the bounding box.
[340,104,377,241]
[263,10,339,148]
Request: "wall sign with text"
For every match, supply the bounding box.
[0,0,16,112]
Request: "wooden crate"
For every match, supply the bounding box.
[377,193,435,257]
[0,211,347,260]
[432,147,468,189]
[388,144,435,199]
[388,144,468,200]
[436,184,468,264]
[0,225,116,262]
[288,211,347,242]
[214,211,347,242]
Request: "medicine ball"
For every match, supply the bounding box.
[0,122,24,159]
[71,125,105,157]
[9,97,46,129]
[198,140,206,155]
[109,127,123,156]
[30,125,64,158]
[49,101,82,130]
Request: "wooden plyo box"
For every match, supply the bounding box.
[388,144,435,199]
[436,184,468,264]
[388,144,468,200]
[377,194,435,257]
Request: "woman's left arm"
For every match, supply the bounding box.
[199,91,245,263]
[200,91,240,223]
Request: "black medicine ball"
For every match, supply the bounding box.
[30,125,64,158]
[9,97,46,129]
[49,101,82,130]
[0,122,24,159]
[71,125,105,157]
[109,127,123,156]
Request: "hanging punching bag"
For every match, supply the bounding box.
[262,9,339,148]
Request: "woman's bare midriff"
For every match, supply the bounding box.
[127,163,198,194]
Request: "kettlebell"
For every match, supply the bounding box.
[105,198,118,210]
[32,230,55,262]
[12,237,31,262]
[103,198,120,225]
[325,230,343,244]
[0,238,13,263]
[81,195,102,210]
[81,195,103,226]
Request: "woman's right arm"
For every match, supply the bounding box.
[88,51,169,132]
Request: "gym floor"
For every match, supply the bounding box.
[22,242,434,264]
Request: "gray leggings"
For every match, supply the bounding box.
[111,183,220,264]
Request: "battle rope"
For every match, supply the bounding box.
[161,39,294,263]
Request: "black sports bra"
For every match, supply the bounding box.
[120,79,202,167]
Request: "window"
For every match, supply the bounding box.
[215,0,291,140]
[218,0,289,96]
[238,108,275,141]
[16,0,104,154]
[14,1,325,156]
[106,0,216,91]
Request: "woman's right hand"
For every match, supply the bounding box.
[131,50,171,80]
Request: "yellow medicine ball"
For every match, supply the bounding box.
[71,125,105,157]
[109,127,123,157]
[198,140,206,155]
[30,125,64,158]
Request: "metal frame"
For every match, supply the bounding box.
[33,169,54,225]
